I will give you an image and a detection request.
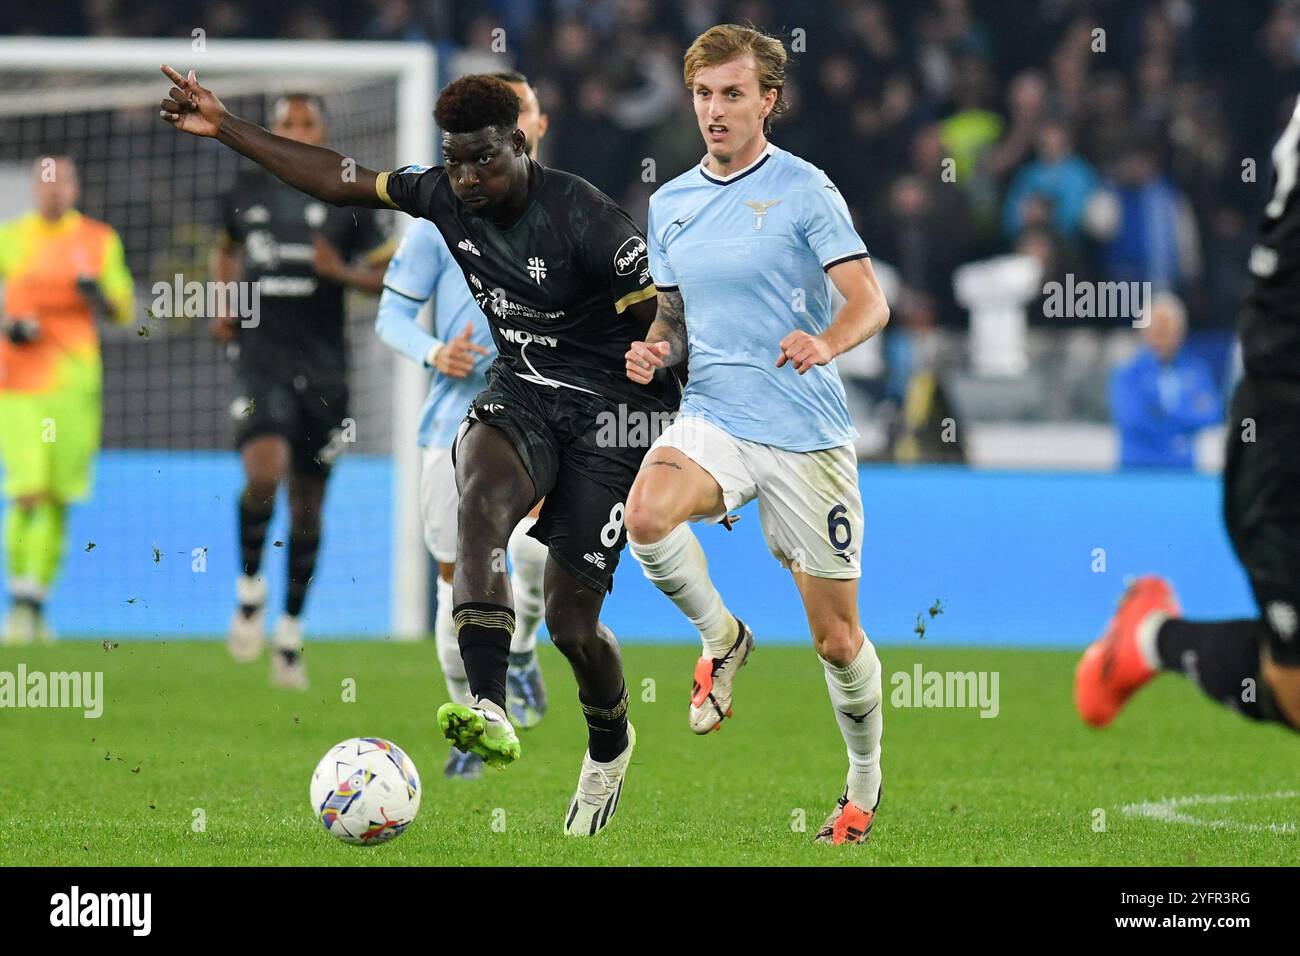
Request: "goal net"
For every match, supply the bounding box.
[0,38,435,639]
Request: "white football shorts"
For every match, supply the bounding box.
[419,445,459,564]
[647,415,863,579]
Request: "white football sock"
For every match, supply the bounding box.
[629,522,735,658]
[508,516,547,656]
[821,633,883,809]
[1136,610,1170,671]
[435,576,472,704]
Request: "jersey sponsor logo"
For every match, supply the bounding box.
[258,275,319,297]
[399,163,432,175]
[475,288,565,323]
[526,256,547,284]
[498,327,557,348]
[304,202,327,228]
[614,236,648,276]
[458,239,481,257]
[583,551,607,570]
[243,204,271,224]
[742,199,781,230]
[480,402,504,415]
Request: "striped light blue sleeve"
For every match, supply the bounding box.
[376,220,445,367]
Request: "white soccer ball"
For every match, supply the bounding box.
[309,737,422,845]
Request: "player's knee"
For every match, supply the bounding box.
[813,621,860,668]
[624,498,672,544]
[242,477,279,506]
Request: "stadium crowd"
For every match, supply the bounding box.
[8,0,1298,460]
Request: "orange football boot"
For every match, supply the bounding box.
[815,785,881,846]
[1075,575,1180,727]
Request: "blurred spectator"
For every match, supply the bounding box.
[939,55,1003,185]
[1109,293,1222,469]
[1089,141,1200,295]
[362,0,430,42]
[1002,119,1098,241]
[873,157,972,326]
[985,70,1050,182]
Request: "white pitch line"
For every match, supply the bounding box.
[1118,790,1300,834]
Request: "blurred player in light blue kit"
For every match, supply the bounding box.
[623,25,891,844]
[375,71,551,779]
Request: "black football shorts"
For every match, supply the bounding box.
[231,362,350,477]
[453,364,659,593]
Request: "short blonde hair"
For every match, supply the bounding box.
[683,24,787,131]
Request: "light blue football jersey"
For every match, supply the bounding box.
[646,144,869,452]
[376,218,493,448]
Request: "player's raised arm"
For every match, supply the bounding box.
[158,65,387,209]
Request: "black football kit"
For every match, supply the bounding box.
[220,168,390,474]
[378,159,680,591]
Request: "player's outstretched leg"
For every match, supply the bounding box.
[626,447,747,734]
[1077,575,1300,731]
[229,436,283,663]
[436,422,533,768]
[505,511,549,729]
[543,558,635,837]
[795,574,883,846]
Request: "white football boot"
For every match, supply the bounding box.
[689,619,754,734]
[228,573,266,662]
[269,614,309,690]
[563,723,636,837]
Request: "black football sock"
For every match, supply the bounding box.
[286,522,321,618]
[454,603,514,709]
[1155,618,1281,723]
[238,494,274,580]
[581,684,629,762]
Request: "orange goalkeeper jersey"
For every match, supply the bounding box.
[0,209,134,393]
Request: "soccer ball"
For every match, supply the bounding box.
[309,737,422,845]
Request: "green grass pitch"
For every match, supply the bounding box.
[2,640,1296,866]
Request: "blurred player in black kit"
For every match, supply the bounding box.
[161,67,677,835]
[1076,95,1300,737]
[212,92,393,689]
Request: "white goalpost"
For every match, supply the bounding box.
[0,38,436,640]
